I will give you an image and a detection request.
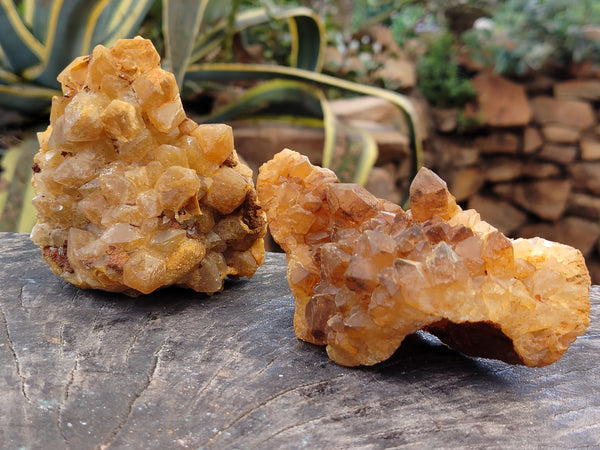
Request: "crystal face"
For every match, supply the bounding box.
[31,37,266,296]
[257,149,590,367]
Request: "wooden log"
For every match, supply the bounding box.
[1,232,599,448]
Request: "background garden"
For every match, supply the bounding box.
[1,0,600,280]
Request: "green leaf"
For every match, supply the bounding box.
[318,88,336,170]
[334,121,379,185]
[202,78,336,174]
[205,78,324,122]
[0,0,44,72]
[285,7,325,71]
[0,83,58,113]
[185,62,423,196]
[24,0,108,87]
[89,0,154,50]
[0,133,39,233]
[163,0,212,88]
[25,0,153,89]
[0,67,21,84]
[196,75,378,184]
[23,0,52,42]
[189,5,325,72]
[22,0,54,43]
[356,0,420,32]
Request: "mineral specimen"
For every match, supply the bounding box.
[30,37,267,296]
[257,149,590,367]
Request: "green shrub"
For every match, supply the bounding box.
[389,3,430,45]
[416,33,476,108]
[463,0,600,75]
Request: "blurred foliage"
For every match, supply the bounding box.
[456,109,484,134]
[416,33,476,108]
[0,0,424,232]
[462,0,600,75]
[5,0,598,232]
[390,3,432,46]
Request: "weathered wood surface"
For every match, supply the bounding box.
[1,232,599,449]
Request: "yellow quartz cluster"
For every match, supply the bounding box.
[31,37,266,296]
[257,149,590,367]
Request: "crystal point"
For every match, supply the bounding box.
[257,150,590,367]
[31,38,266,296]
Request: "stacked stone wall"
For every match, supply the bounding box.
[422,72,600,283]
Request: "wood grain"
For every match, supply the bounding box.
[1,232,599,448]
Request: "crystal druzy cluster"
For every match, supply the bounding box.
[30,37,266,296]
[30,36,590,368]
[257,149,590,367]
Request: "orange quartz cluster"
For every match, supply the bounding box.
[30,37,266,296]
[257,149,590,367]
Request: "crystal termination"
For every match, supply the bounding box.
[31,37,266,296]
[257,149,590,367]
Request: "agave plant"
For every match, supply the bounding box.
[0,0,423,232]
[165,0,423,186]
[0,0,154,112]
[0,0,154,232]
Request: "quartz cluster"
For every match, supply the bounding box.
[257,149,590,367]
[31,37,266,296]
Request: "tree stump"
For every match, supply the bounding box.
[1,233,599,448]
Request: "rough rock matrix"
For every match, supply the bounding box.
[257,149,590,367]
[31,37,266,296]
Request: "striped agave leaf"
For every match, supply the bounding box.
[188,4,326,71]
[163,0,325,89]
[0,0,154,231]
[22,0,53,43]
[0,0,44,72]
[185,63,422,194]
[0,133,38,232]
[163,0,414,188]
[0,0,153,111]
[163,0,210,89]
[199,78,377,185]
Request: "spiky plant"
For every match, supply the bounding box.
[0,0,423,232]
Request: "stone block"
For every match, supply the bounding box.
[347,120,410,163]
[531,96,595,130]
[538,144,578,165]
[484,157,523,182]
[329,96,405,125]
[475,132,520,154]
[567,192,600,220]
[365,166,401,204]
[554,79,600,101]
[569,162,600,195]
[433,137,479,168]
[407,92,431,142]
[524,75,555,95]
[586,259,600,285]
[519,216,600,257]
[581,138,600,160]
[523,126,543,154]
[493,179,571,221]
[471,72,531,127]
[447,167,485,202]
[233,122,324,168]
[541,125,580,144]
[431,107,457,133]
[373,58,416,89]
[521,162,562,179]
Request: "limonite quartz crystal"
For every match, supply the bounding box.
[30,37,266,296]
[257,149,590,367]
